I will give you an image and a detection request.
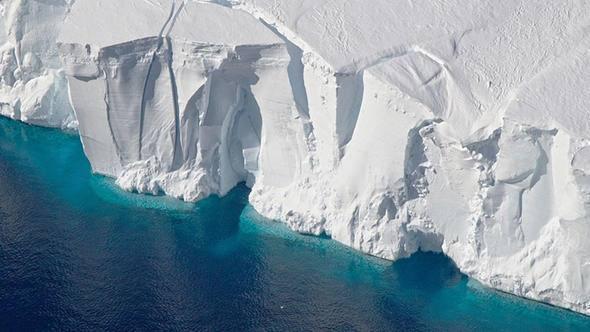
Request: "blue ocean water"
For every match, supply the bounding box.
[0,117,589,331]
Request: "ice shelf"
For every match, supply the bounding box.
[2,0,590,315]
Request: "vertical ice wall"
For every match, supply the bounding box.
[0,0,75,128]
[2,0,590,316]
[58,1,308,201]
[234,0,590,315]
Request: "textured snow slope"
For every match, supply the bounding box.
[4,0,590,315]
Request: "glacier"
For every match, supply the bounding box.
[3,0,590,315]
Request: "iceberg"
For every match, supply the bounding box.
[3,0,590,315]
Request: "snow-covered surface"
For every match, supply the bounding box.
[3,0,590,315]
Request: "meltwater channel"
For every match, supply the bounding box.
[0,117,589,331]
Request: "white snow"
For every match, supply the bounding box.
[3,0,590,315]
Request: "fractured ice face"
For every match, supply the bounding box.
[0,0,75,128]
[4,0,590,316]
[58,1,303,200]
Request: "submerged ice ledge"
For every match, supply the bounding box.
[3,0,590,315]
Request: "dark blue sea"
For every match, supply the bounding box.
[0,117,589,331]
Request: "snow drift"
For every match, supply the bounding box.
[4,0,590,315]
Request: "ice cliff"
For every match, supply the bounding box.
[0,0,76,128]
[3,0,590,315]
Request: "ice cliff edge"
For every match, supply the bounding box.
[3,0,590,315]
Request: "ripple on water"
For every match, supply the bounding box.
[1,117,590,331]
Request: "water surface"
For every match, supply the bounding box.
[0,117,589,331]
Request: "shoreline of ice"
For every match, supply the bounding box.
[2,0,590,315]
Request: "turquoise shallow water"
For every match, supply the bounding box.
[0,116,589,331]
